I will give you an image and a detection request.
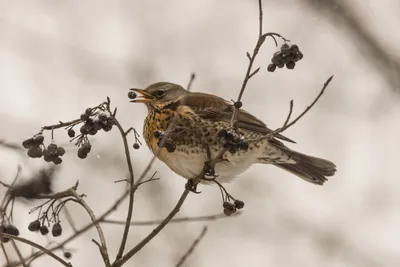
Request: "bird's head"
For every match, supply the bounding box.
[130,82,187,110]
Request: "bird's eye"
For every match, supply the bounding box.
[155,90,165,98]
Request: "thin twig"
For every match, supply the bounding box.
[10,240,28,267]
[1,242,10,266]
[0,233,72,267]
[268,75,333,138]
[4,190,129,267]
[175,226,208,267]
[69,189,110,266]
[41,119,81,131]
[113,118,137,261]
[101,212,241,226]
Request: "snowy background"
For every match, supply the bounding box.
[1,0,399,266]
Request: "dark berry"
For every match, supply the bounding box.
[27,146,43,158]
[93,121,102,131]
[234,199,245,209]
[98,113,108,122]
[34,135,44,145]
[64,251,72,259]
[106,118,114,127]
[223,201,235,209]
[80,114,89,121]
[44,155,54,162]
[267,64,276,72]
[67,128,75,138]
[296,51,303,60]
[22,138,35,149]
[5,225,19,236]
[53,157,62,165]
[153,130,163,139]
[88,128,98,135]
[77,148,88,159]
[85,108,92,116]
[166,143,176,153]
[102,124,113,132]
[281,43,291,55]
[128,91,137,99]
[133,143,140,150]
[218,129,227,138]
[225,132,234,142]
[229,147,237,154]
[273,51,282,61]
[286,61,296,69]
[81,143,91,153]
[271,56,280,65]
[80,125,90,135]
[47,143,58,154]
[52,223,62,237]
[291,44,299,53]
[277,61,284,68]
[40,225,49,235]
[28,220,41,232]
[57,147,65,156]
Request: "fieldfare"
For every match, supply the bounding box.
[130,82,336,185]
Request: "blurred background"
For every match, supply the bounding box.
[1,0,400,266]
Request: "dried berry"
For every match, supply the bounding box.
[291,44,299,53]
[106,118,114,127]
[77,148,88,159]
[81,143,91,153]
[5,225,19,236]
[80,125,90,135]
[44,155,57,162]
[234,199,245,209]
[80,114,89,121]
[22,138,35,149]
[296,51,303,60]
[64,251,72,259]
[40,225,49,235]
[57,147,65,156]
[128,91,137,99]
[52,223,62,237]
[88,128,98,135]
[34,135,44,145]
[28,220,41,232]
[102,124,113,132]
[277,61,284,68]
[267,64,276,72]
[273,51,282,61]
[286,61,295,70]
[225,132,234,142]
[133,143,140,150]
[98,113,108,122]
[218,129,227,138]
[93,121,102,131]
[281,43,291,55]
[222,202,237,216]
[85,108,92,116]
[53,157,62,165]
[27,146,43,158]
[67,128,76,138]
[153,130,163,139]
[47,143,58,154]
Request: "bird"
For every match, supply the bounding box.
[130,82,336,185]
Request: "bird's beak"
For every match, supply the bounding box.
[130,88,153,103]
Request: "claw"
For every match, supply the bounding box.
[185,179,202,194]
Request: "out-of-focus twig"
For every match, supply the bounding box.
[175,226,208,267]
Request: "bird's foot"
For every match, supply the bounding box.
[185,179,201,194]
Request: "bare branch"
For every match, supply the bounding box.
[175,226,208,267]
[0,233,72,267]
[101,212,241,226]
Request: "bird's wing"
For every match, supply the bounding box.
[182,92,295,143]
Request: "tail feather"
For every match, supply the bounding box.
[272,149,336,185]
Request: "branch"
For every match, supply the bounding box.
[268,75,333,138]
[0,233,72,267]
[101,212,241,226]
[175,226,208,267]
[69,188,110,266]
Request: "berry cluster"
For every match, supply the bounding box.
[218,129,249,154]
[267,43,304,72]
[78,109,114,135]
[22,135,65,165]
[154,130,176,153]
[0,224,20,243]
[28,219,62,237]
[77,142,92,159]
[222,199,244,216]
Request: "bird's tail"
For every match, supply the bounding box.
[259,144,337,185]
